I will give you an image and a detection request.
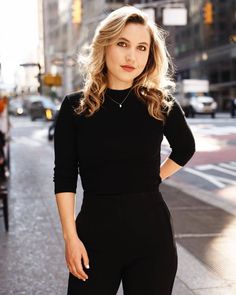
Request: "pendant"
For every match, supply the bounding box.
[119,104,122,108]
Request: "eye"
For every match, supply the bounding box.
[138,45,147,51]
[117,41,127,47]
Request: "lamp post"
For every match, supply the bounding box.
[20,63,42,94]
[51,55,76,95]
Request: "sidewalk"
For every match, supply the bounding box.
[161,183,236,295]
[0,180,235,294]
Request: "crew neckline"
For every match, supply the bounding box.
[106,86,132,93]
[105,87,133,103]
[107,85,132,89]
[106,86,133,95]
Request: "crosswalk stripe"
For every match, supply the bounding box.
[196,164,236,176]
[219,163,236,171]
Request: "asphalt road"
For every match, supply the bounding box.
[162,113,236,212]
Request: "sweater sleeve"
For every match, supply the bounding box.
[163,99,196,166]
[53,96,79,194]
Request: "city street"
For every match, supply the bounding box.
[162,113,236,214]
[1,0,236,294]
[0,114,235,294]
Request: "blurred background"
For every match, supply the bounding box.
[0,1,236,295]
[1,0,236,113]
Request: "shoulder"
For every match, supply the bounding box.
[165,94,177,106]
[66,90,84,108]
[166,94,185,115]
[58,91,84,119]
[163,95,185,125]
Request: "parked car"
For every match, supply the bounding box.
[48,111,59,141]
[9,100,27,116]
[187,95,217,118]
[28,96,58,121]
[175,79,217,118]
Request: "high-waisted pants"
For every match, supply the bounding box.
[67,190,178,295]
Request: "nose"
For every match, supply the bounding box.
[125,48,135,63]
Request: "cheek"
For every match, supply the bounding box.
[138,52,149,71]
[106,47,120,67]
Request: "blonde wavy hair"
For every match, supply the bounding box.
[76,5,175,121]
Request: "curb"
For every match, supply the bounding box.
[163,178,236,216]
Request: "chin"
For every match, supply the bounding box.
[119,75,136,83]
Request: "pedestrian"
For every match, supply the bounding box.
[0,130,6,179]
[230,97,236,117]
[48,111,59,141]
[53,5,195,295]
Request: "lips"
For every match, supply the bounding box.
[121,65,135,72]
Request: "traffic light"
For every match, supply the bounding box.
[37,72,42,94]
[72,0,82,24]
[203,2,213,24]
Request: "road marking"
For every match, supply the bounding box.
[175,233,235,238]
[172,206,214,210]
[188,117,236,124]
[219,163,236,171]
[184,167,236,189]
[191,125,236,136]
[196,164,236,177]
[165,178,236,216]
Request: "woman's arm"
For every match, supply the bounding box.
[162,98,195,180]
[56,192,89,281]
[53,95,89,281]
[53,96,79,194]
[160,157,182,181]
[55,192,77,241]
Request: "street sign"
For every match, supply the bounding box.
[43,74,62,87]
[163,8,187,26]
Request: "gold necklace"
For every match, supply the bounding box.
[106,88,132,108]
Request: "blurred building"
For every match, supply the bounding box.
[41,0,78,96]
[73,0,156,89]
[37,0,45,76]
[40,0,160,94]
[41,0,236,111]
[72,0,106,89]
[172,0,236,110]
[117,0,236,111]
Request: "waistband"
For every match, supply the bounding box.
[83,190,163,202]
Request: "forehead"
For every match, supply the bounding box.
[116,23,151,44]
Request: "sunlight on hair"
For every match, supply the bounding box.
[76,5,176,121]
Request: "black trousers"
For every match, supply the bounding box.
[67,190,178,295]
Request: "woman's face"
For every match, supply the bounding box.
[105,23,151,89]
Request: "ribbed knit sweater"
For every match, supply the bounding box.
[53,87,195,195]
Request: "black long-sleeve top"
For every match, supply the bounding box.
[53,87,195,195]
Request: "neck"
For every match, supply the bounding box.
[107,81,132,90]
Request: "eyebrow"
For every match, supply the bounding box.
[117,37,149,46]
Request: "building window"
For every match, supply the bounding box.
[219,22,226,30]
[221,70,230,82]
[210,71,218,83]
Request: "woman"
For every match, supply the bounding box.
[54,5,195,295]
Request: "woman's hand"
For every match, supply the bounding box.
[65,236,90,281]
[55,193,90,280]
